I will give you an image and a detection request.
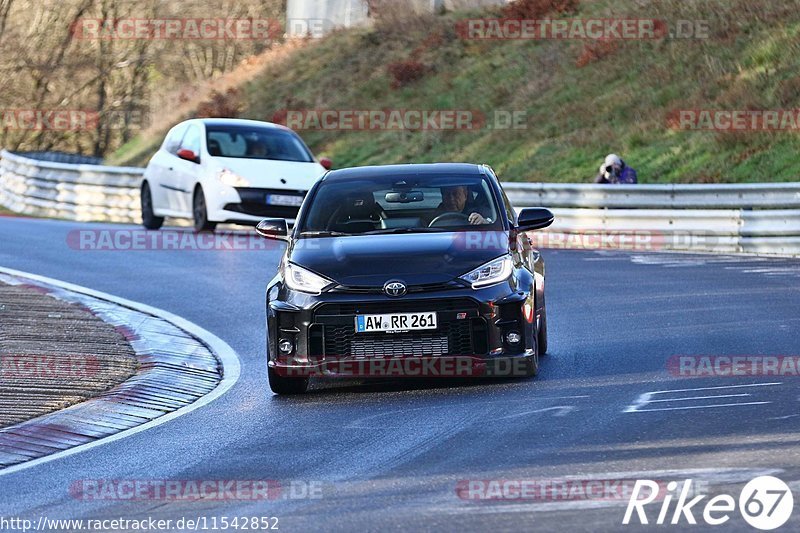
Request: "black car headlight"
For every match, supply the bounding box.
[460,256,513,289]
[285,263,334,295]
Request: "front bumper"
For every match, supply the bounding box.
[266,280,537,379]
[208,186,306,223]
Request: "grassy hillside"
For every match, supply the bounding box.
[113,0,800,183]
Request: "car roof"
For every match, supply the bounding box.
[184,118,289,130]
[322,163,488,182]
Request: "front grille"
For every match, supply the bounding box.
[315,299,475,316]
[320,318,482,358]
[352,335,448,357]
[310,299,487,358]
[226,187,305,218]
[224,202,300,218]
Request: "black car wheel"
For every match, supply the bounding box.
[141,182,164,230]
[538,301,548,356]
[525,355,539,377]
[268,366,309,395]
[193,186,217,233]
[523,330,540,377]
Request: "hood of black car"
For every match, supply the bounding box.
[288,231,510,287]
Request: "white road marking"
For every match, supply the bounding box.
[647,382,782,394]
[739,268,800,274]
[623,382,782,413]
[646,393,750,403]
[346,397,588,429]
[629,401,771,413]
[625,253,800,279]
[505,395,590,402]
[497,406,575,420]
[0,267,241,478]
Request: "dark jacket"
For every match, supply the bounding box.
[594,162,638,184]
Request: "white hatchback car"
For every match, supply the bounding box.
[141,118,330,231]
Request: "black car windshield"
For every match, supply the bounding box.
[298,174,502,236]
[206,125,314,162]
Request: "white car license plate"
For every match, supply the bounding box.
[355,312,437,333]
[266,194,303,207]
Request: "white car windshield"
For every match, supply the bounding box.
[206,125,314,163]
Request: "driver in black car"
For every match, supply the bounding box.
[429,185,491,225]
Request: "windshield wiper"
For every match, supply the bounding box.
[361,227,445,235]
[299,230,350,237]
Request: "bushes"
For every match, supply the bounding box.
[387,60,428,89]
[502,0,579,19]
[575,40,619,68]
[196,88,243,118]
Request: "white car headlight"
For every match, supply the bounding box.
[285,263,334,295]
[460,256,513,289]
[217,169,250,187]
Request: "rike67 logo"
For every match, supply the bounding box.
[624,476,793,530]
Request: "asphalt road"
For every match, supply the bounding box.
[1,216,799,532]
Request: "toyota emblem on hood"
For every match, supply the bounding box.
[384,281,407,297]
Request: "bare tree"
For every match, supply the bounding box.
[0,0,285,157]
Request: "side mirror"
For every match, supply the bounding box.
[319,157,333,170]
[177,148,200,164]
[516,208,554,232]
[256,218,289,240]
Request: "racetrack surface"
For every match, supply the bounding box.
[1,217,799,532]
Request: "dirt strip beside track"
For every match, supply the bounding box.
[0,282,138,428]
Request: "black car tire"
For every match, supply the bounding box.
[523,346,539,377]
[141,182,164,230]
[193,186,217,233]
[518,320,540,378]
[538,305,548,355]
[268,366,309,395]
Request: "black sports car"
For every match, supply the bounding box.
[257,163,554,394]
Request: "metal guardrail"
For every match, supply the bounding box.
[14,151,104,165]
[504,182,800,210]
[0,149,143,222]
[1,150,798,256]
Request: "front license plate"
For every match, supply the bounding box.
[266,194,303,207]
[355,312,437,333]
